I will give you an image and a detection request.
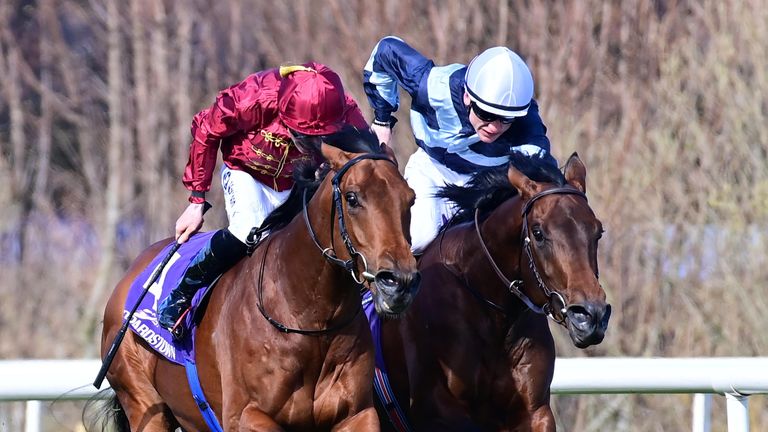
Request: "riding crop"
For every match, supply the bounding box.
[94,202,211,389]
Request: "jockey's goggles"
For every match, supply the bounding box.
[470,102,516,124]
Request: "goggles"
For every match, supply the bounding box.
[289,129,313,140]
[288,128,325,154]
[470,102,516,124]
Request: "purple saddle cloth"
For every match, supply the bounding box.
[123,231,217,365]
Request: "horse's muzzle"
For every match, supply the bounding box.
[373,269,421,315]
[565,302,611,348]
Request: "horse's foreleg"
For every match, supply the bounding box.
[509,370,557,432]
[232,404,284,432]
[508,318,557,432]
[330,407,379,432]
[527,405,556,432]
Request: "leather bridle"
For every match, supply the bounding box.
[256,153,397,335]
[304,154,397,283]
[474,186,589,325]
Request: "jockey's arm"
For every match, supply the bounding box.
[179,78,262,241]
[506,100,559,168]
[363,36,434,145]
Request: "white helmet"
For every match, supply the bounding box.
[464,47,534,118]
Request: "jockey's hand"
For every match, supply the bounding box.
[175,202,205,244]
[371,123,392,147]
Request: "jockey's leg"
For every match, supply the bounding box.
[403,148,471,254]
[158,166,289,333]
[157,228,247,331]
[220,165,291,245]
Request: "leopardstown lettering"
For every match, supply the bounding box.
[123,310,176,360]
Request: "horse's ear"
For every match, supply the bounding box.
[380,143,398,165]
[507,164,537,198]
[321,142,353,171]
[564,152,587,193]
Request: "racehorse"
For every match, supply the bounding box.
[376,152,610,431]
[97,128,420,431]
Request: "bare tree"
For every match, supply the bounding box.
[0,1,30,263]
[1,1,767,429]
[80,0,126,353]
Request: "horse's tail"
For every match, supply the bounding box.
[81,389,130,432]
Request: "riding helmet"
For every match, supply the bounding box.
[278,62,346,135]
[464,47,534,118]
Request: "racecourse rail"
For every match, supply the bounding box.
[0,358,765,432]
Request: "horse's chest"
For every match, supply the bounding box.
[487,369,518,400]
[461,354,522,408]
[236,336,372,424]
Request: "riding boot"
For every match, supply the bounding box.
[157,229,248,333]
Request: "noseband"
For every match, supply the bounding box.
[474,186,588,325]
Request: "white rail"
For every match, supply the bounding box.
[0,360,104,401]
[0,358,765,431]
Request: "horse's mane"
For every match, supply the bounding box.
[257,126,383,234]
[437,152,566,227]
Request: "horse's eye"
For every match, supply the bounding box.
[345,192,361,208]
[532,226,545,242]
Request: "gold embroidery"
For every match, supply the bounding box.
[246,130,312,189]
[251,146,278,162]
[245,160,277,174]
[260,130,291,148]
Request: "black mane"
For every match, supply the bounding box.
[437,152,566,227]
[322,125,383,155]
[256,126,383,235]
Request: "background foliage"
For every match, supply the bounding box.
[1,0,766,430]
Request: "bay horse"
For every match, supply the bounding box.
[376,152,610,431]
[97,128,420,431]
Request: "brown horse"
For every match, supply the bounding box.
[98,129,420,431]
[376,152,609,431]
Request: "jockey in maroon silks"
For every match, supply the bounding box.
[158,63,369,333]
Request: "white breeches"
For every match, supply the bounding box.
[404,148,473,254]
[221,166,291,243]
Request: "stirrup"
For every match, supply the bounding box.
[169,308,192,340]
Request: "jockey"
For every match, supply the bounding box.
[158,63,369,332]
[364,36,558,253]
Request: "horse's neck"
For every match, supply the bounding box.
[443,198,526,312]
[267,186,356,308]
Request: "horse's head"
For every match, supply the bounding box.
[316,137,420,317]
[507,153,610,348]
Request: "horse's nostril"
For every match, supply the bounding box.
[375,271,398,289]
[567,305,591,326]
[567,302,611,333]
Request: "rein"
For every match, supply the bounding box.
[255,234,362,335]
[257,153,396,335]
[474,186,588,324]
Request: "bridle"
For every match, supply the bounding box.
[305,153,396,283]
[474,186,588,325]
[256,153,397,335]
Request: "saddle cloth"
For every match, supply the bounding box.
[123,231,217,365]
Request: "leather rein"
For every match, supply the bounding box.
[256,154,396,335]
[473,186,588,325]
